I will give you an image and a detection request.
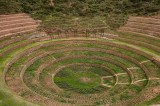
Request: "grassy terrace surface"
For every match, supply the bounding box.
[0,33,160,106]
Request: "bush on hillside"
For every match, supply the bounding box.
[0,0,22,14]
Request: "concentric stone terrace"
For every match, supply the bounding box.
[1,32,160,106]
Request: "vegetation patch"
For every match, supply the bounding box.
[1,38,160,106]
[54,65,108,94]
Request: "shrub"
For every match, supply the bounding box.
[0,0,22,14]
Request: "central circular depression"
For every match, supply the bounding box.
[54,64,112,94]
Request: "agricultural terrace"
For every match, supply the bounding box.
[0,14,160,106]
